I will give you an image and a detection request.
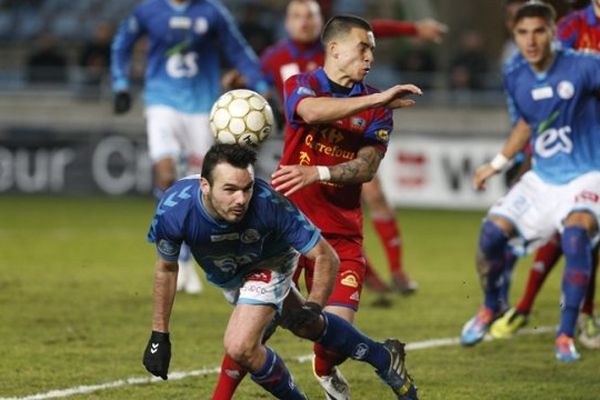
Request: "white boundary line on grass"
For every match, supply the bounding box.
[1,326,554,400]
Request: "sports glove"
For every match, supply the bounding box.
[283,301,323,331]
[113,91,131,114]
[142,331,171,380]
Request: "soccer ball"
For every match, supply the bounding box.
[209,89,274,147]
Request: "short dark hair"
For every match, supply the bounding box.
[321,14,372,45]
[514,1,556,26]
[201,143,257,184]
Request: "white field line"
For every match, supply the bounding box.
[0,326,554,400]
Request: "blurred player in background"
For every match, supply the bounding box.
[142,143,418,400]
[490,0,600,349]
[111,0,269,294]
[212,12,423,400]
[460,2,600,362]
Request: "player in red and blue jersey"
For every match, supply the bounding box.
[258,0,446,295]
[490,0,600,349]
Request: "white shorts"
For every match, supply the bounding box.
[222,249,299,311]
[145,105,215,174]
[489,170,600,253]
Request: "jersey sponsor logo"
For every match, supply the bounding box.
[557,80,575,100]
[246,269,272,283]
[297,87,316,97]
[211,233,240,242]
[241,229,261,244]
[169,16,192,29]
[304,131,356,161]
[194,17,208,34]
[531,86,553,101]
[534,126,573,158]
[340,272,359,288]
[375,129,390,143]
[280,63,301,83]
[158,239,179,256]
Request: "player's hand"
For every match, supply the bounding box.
[283,301,323,331]
[271,165,320,197]
[221,69,247,90]
[415,18,448,44]
[378,84,422,109]
[472,164,498,191]
[142,331,171,380]
[114,91,132,114]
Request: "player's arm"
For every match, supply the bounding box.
[111,11,145,114]
[272,145,383,196]
[473,118,531,191]
[371,18,448,43]
[302,238,339,307]
[296,84,421,124]
[142,256,178,380]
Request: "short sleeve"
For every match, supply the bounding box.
[284,73,318,126]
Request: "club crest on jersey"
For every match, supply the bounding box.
[341,271,359,288]
[194,17,208,34]
[158,239,179,256]
[375,129,390,143]
[169,16,192,29]
[557,80,574,100]
[351,117,366,129]
[241,229,261,244]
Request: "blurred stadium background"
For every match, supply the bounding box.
[2,1,600,399]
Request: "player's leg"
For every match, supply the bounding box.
[281,287,417,400]
[578,245,600,349]
[364,256,391,293]
[491,234,562,338]
[362,176,417,294]
[461,215,515,345]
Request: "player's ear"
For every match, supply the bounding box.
[328,41,339,59]
[200,177,210,195]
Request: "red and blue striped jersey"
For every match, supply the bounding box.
[280,68,393,238]
[558,4,600,53]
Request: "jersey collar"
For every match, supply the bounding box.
[314,68,367,97]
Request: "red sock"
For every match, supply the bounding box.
[364,257,390,292]
[313,343,347,377]
[515,236,562,314]
[212,354,248,400]
[580,249,598,315]
[372,216,403,274]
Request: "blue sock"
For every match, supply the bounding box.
[479,220,509,312]
[559,226,592,337]
[500,250,518,309]
[317,312,390,373]
[250,347,306,400]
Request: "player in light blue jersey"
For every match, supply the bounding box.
[142,144,418,399]
[460,2,600,362]
[111,0,269,294]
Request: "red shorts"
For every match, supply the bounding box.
[294,235,365,311]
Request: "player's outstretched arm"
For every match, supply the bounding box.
[473,119,531,191]
[296,84,422,124]
[272,146,383,196]
[303,238,340,307]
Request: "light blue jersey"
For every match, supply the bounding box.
[147,177,321,289]
[504,49,600,184]
[111,0,268,113]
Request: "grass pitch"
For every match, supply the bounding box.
[1,196,599,399]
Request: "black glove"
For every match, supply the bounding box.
[142,331,171,380]
[114,91,131,114]
[283,301,323,331]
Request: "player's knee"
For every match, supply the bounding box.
[224,340,260,369]
[479,219,509,256]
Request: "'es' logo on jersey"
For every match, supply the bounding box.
[534,126,573,158]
